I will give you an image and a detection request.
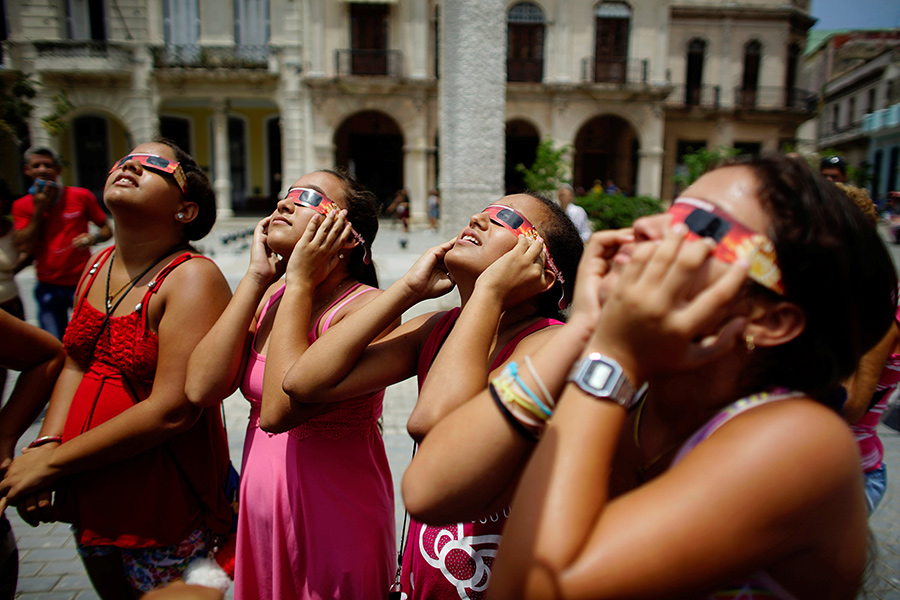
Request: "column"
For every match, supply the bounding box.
[404,143,429,221]
[212,99,233,218]
[637,105,665,197]
[439,0,507,236]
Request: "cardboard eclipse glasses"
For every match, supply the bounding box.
[667,197,784,295]
[483,204,567,309]
[286,187,370,264]
[109,153,188,196]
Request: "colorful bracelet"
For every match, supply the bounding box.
[507,362,553,417]
[26,435,62,449]
[490,383,538,443]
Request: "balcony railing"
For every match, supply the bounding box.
[508,58,543,83]
[33,41,133,73]
[580,57,648,84]
[335,49,402,77]
[666,84,721,108]
[151,45,270,69]
[734,86,815,112]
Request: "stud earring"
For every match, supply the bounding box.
[338,253,345,260]
[177,213,184,220]
[745,334,755,353]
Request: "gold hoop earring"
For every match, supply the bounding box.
[745,334,755,353]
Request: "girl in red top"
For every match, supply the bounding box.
[0,140,233,598]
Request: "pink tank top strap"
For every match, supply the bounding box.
[72,246,115,318]
[314,283,377,338]
[492,317,563,369]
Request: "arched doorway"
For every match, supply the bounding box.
[334,111,403,211]
[505,119,540,194]
[573,115,638,195]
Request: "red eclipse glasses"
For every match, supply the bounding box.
[286,187,370,264]
[483,204,567,307]
[109,154,188,196]
[667,197,784,294]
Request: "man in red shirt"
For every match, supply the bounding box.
[13,147,112,339]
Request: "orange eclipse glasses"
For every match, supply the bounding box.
[109,154,188,196]
[286,187,370,264]
[667,197,784,295]
[483,204,567,307]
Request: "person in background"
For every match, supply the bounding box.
[428,189,441,232]
[603,179,621,195]
[0,178,29,399]
[0,313,65,600]
[820,155,848,183]
[12,147,112,339]
[557,184,591,242]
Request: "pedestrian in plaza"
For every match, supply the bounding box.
[460,154,893,599]
[281,192,582,599]
[185,168,394,600]
[0,312,65,600]
[557,183,592,242]
[0,140,234,598]
[820,154,848,183]
[12,147,112,339]
[428,188,441,231]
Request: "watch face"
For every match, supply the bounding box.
[586,361,614,392]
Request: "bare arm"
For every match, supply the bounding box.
[0,258,231,504]
[842,323,899,423]
[280,241,456,409]
[186,217,282,408]
[404,232,631,523]
[13,185,56,256]
[0,314,65,467]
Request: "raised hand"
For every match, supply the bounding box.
[284,210,351,288]
[247,216,286,286]
[590,223,748,383]
[568,228,635,329]
[400,239,457,300]
[476,235,551,310]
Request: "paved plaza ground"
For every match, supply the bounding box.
[4,217,900,598]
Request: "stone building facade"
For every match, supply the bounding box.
[0,0,813,219]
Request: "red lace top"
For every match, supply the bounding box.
[59,247,232,548]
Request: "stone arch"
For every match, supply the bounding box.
[573,114,639,195]
[333,110,405,210]
[505,118,541,194]
[58,107,131,202]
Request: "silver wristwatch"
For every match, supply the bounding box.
[568,353,641,409]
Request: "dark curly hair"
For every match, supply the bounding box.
[523,191,584,321]
[727,155,898,403]
[318,168,380,288]
[154,138,217,242]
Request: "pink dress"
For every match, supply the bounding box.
[234,284,395,600]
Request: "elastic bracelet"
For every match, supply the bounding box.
[507,362,553,418]
[489,383,538,443]
[27,435,62,449]
[495,377,548,423]
[524,355,555,409]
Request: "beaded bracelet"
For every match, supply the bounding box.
[26,435,62,449]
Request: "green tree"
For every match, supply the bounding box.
[515,137,571,192]
[0,71,36,142]
[673,146,742,190]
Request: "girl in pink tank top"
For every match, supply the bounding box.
[186,169,393,600]
[282,192,585,599]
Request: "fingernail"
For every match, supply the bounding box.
[671,223,688,235]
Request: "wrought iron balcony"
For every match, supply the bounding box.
[734,86,815,112]
[666,84,721,109]
[580,57,648,84]
[151,45,270,69]
[507,58,543,83]
[335,49,403,77]
[33,41,133,73]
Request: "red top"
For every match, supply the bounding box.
[59,247,232,548]
[12,186,108,286]
[401,309,562,599]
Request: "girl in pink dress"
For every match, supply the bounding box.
[186,169,393,599]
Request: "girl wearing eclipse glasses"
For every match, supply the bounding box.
[185,168,393,600]
[280,191,583,599]
[0,140,233,597]
[407,155,894,600]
